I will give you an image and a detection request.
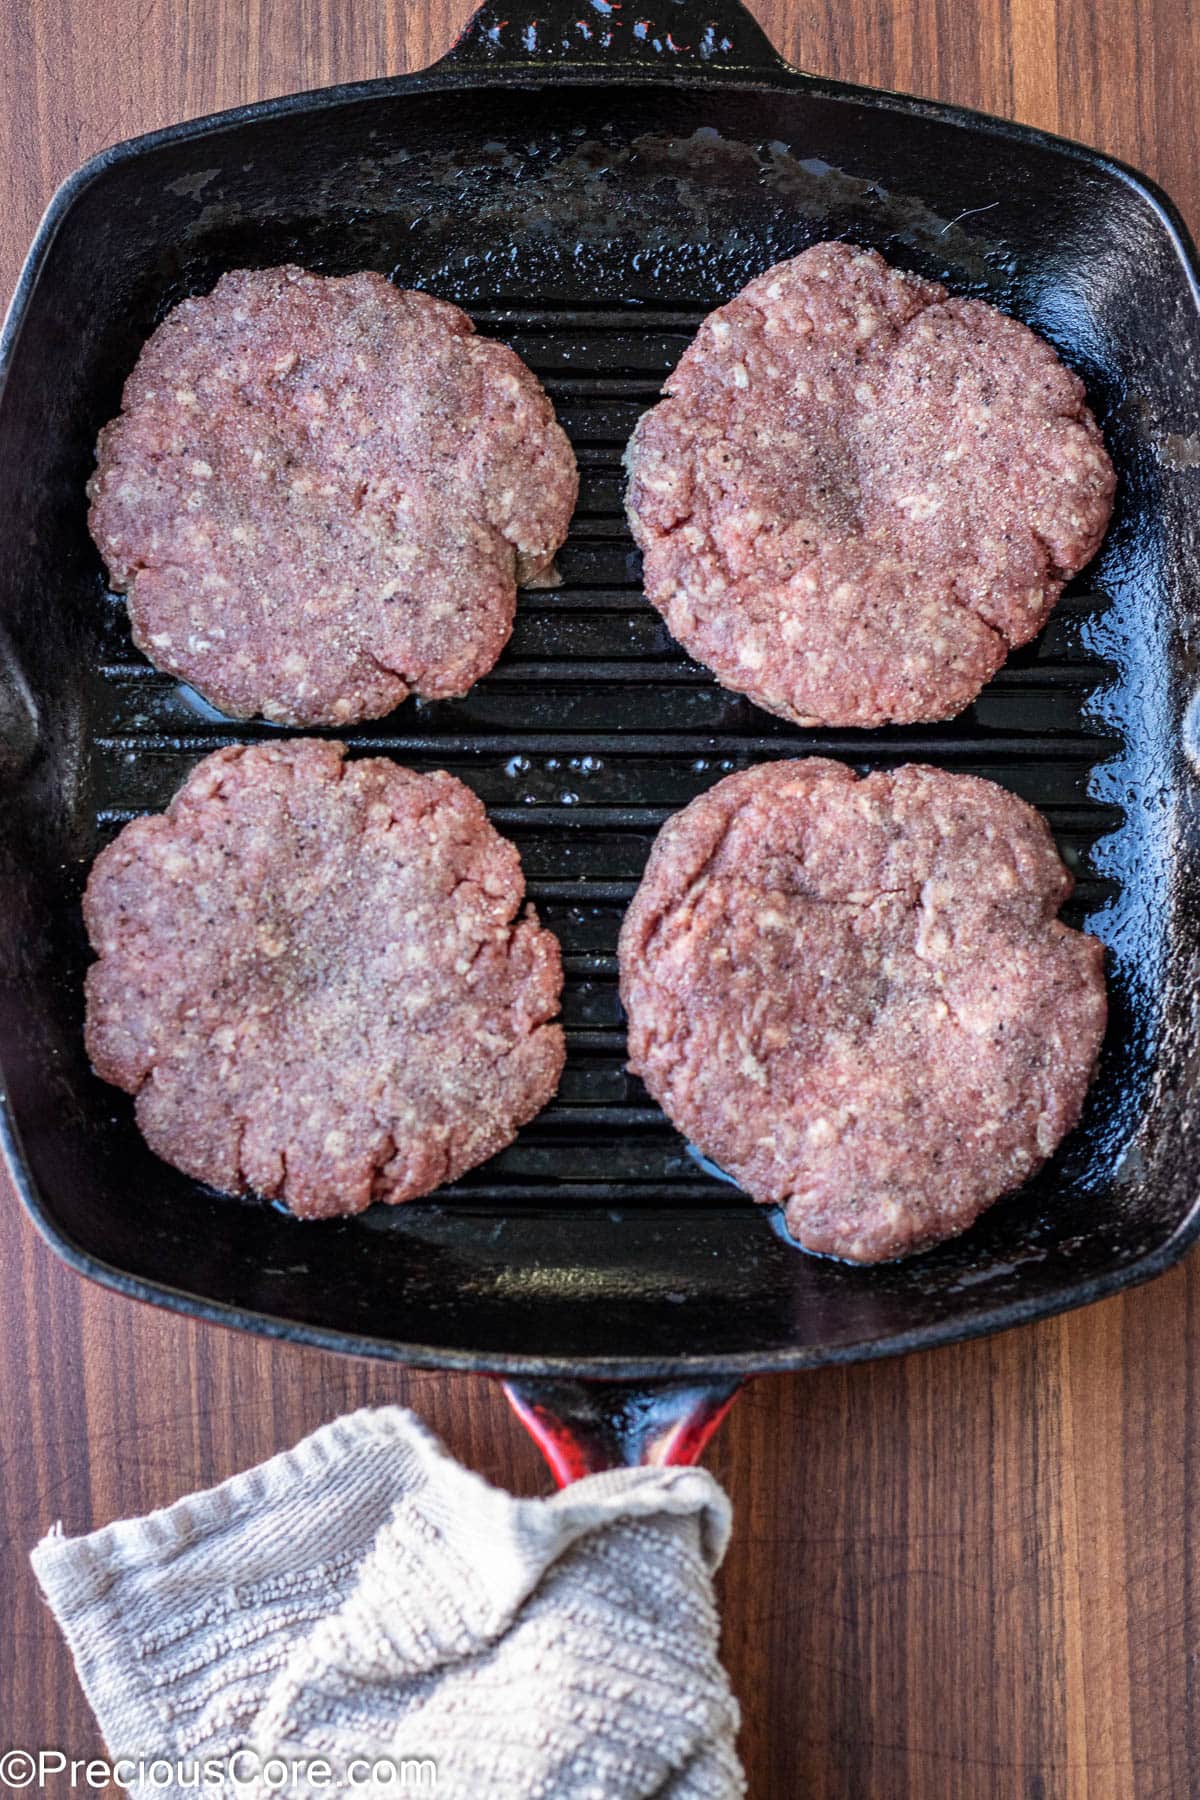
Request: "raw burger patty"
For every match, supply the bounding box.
[89,266,578,726]
[84,739,565,1219]
[618,759,1107,1262]
[625,242,1116,728]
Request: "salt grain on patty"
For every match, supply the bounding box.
[618,759,1107,1262]
[625,242,1115,728]
[84,739,565,1219]
[89,266,578,726]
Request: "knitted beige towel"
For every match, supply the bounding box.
[31,1406,744,1800]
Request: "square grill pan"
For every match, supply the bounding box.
[3,0,1200,1379]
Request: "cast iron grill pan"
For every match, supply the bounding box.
[3,0,1200,1379]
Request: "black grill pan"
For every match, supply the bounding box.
[3,0,1200,1469]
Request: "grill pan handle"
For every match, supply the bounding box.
[441,0,793,78]
[501,1375,744,1484]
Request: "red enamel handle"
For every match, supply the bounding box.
[501,1375,745,1485]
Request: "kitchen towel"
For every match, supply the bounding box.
[31,1405,744,1799]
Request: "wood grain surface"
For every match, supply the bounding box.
[2,3,1199,1796]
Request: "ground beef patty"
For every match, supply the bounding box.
[89,266,578,726]
[84,739,565,1219]
[619,760,1107,1262]
[625,242,1115,728]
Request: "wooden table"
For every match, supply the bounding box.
[2,3,1198,1794]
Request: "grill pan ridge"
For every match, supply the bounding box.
[2,0,1200,1378]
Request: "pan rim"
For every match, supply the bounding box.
[5,58,1200,379]
[6,1064,1199,1378]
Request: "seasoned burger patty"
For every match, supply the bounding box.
[625,242,1115,728]
[618,759,1107,1262]
[89,266,578,726]
[84,740,565,1219]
